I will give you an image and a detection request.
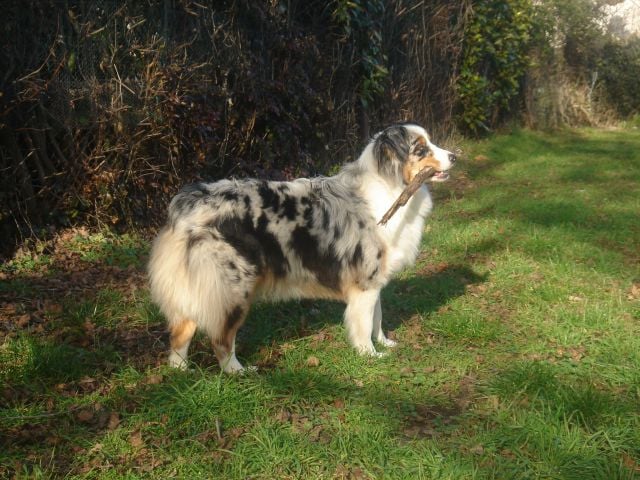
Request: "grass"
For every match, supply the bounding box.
[1,127,639,479]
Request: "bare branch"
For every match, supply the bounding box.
[378,167,434,226]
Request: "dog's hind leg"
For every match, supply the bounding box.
[168,318,197,369]
[372,296,397,348]
[212,304,250,373]
[344,288,384,357]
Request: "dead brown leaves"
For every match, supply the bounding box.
[527,343,587,364]
[306,356,321,367]
[1,227,148,342]
[402,375,478,440]
[78,423,167,475]
[273,402,349,447]
[623,453,640,473]
[71,402,125,432]
[627,281,640,301]
[334,464,371,480]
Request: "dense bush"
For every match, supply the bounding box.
[524,0,640,128]
[0,0,470,252]
[2,0,639,254]
[598,38,640,117]
[456,0,533,134]
[0,2,343,234]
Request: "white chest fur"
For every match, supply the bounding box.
[360,176,433,275]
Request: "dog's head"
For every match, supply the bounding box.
[372,124,456,185]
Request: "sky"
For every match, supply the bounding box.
[604,0,640,36]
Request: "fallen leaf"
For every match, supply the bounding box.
[333,399,345,409]
[569,348,584,362]
[16,314,31,328]
[306,356,320,367]
[351,467,367,479]
[129,429,144,449]
[623,453,640,472]
[83,320,96,334]
[44,301,63,314]
[107,412,121,430]
[145,374,163,385]
[88,443,103,455]
[470,444,485,455]
[76,409,94,422]
[400,367,413,376]
[312,332,327,342]
[275,409,291,423]
[46,435,62,445]
[501,448,516,459]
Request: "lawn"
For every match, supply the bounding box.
[1,128,639,479]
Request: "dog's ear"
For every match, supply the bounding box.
[373,125,410,180]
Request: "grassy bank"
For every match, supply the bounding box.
[1,128,639,479]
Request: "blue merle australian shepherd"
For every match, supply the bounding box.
[149,123,456,373]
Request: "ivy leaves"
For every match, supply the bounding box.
[333,0,389,108]
[457,0,533,134]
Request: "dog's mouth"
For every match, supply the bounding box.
[427,170,450,183]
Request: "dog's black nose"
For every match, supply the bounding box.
[448,153,457,164]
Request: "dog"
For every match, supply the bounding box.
[148,123,455,373]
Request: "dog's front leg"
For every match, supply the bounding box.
[344,289,384,357]
[372,296,397,348]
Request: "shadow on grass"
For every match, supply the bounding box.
[132,364,636,478]
[443,130,640,269]
[489,360,639,429]
[3,358,636,478]
[231,263,487,360]
[0,259,484,403]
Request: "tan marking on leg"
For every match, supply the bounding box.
[170,319,197,351]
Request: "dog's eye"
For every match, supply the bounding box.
[415,147,428,157]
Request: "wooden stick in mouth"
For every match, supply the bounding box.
[377,167,435,226]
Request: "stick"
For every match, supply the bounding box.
[378,167,434,226]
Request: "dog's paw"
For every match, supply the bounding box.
[370,350,388,358]
[377,337,398,348]
[356,344,387,358]
[168,353,189,370]
[228,365,258,376]
[221,356,260,375]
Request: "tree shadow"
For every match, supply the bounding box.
[0,239,158,401]
[231,263,487,361]
[440,130,640,269]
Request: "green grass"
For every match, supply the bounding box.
[1,128,639,478]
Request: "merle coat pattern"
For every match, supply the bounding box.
[149,123,455,372]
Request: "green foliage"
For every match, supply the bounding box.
[598,38,640,117]
[551,0,605,71]
[457,0,534,134]
[65,231,149,268]
[525,0,640,125]
[333,0,389,108]
[3,129,640,477]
